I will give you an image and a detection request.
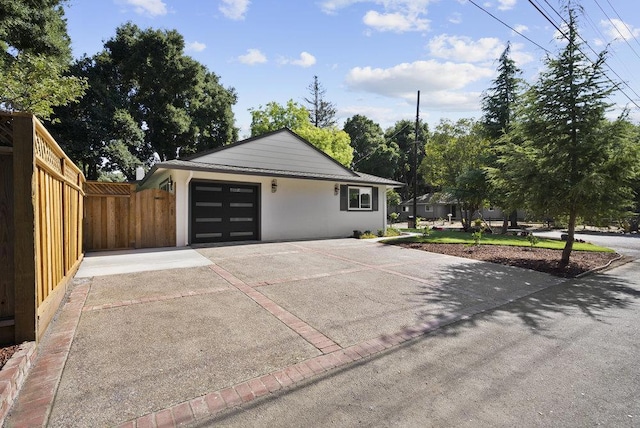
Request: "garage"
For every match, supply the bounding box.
[190,181,260,244]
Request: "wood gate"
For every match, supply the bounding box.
[84,182,176,251]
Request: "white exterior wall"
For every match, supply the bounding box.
[166,170,386,246]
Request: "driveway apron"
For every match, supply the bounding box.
[5,239,563,427]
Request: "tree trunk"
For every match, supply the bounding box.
[560,208,577,267]
[509,210,518,228]
[501,216,509,234]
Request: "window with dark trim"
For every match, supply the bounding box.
[349,186,372,210]
[340,185,379,212]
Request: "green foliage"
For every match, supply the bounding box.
[527,233,539,248]
[419,118,491,230]
[295,126,353,167]
[0,52,87,120]
[489,8,640,266]
[0,0,86,119]
[249,99,309,136]
[384,227,401,237]
[470,230,483,247]
[386,189,401,208]
[360,231,377,239]
[394,230,613,252]
[384,119,429,200]
[389,212,399,224]
[421,226,431,238]
[250,99,353,166]
[51,23,237,179]
[344,114,400,178]
[481,43,523,140]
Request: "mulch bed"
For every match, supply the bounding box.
[397,243,620,278]
[0,345,21,370]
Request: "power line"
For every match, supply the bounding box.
[466,0,551,54]
[467,0,640,110]
[525,0,640,109]
[603,0,640,50]
[592,0,640,62]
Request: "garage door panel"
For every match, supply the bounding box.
[191,182,259,244]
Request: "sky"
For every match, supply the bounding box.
[62,0,640,138]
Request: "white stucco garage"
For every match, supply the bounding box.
[138,129,402,246]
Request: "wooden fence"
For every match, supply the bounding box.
[84,182,175,251]
[0,113,85,343]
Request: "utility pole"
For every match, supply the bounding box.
[412,90,420,228]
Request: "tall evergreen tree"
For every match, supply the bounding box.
[481,43,524,231]
[481,43,522,139]
[490,8,640,266]
[304,75,337,128]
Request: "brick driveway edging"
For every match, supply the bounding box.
[0,342,37,425]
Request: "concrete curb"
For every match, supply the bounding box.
[575,253,625,278]
[0,342,37,425]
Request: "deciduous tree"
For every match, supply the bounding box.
[0,0,86,119]
[419,118,491,230]
[343,114,399,178]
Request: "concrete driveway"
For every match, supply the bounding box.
[5,238,565,427]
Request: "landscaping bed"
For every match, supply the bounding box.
[397,242,620,278]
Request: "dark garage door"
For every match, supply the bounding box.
[190,181,260,244]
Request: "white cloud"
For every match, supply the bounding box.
[428,34,505,63]
[238,48,267,65]
[319,0,432,32]
[512,24,528,34]
[449,12,462,24]
[497,0,516,11]
[186,41,206,52]
[510,43,535,65]
[363,10,429,32]
[121,0,167,16]
[601,18,640,42]
[345,60,493,101]
[219,0,250,20]
[280,52,316,68]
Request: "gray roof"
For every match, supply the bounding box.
[147,159,403,186]
[140,128,403,187]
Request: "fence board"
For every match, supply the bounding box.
[84,184,175,250]
[0,155,14,321]
[1,113,85,343]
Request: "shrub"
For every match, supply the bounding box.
[389,212,399,224]
[353,230,362,238]
[360,231,377,239]
[527,233,539,248]
[421,226,431,238]
[385,227,401,237]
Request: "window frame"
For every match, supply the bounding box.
[348,186,373,211]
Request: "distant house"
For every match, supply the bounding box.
[394,193,525,223]
[138,128,402,245]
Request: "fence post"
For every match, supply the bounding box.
[12,115,37,343]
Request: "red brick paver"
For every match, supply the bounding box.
[4,283,90,427]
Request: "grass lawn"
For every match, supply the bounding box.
[394,229,614,253]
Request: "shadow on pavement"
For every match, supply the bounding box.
[415,262,640,336]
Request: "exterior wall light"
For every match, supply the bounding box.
[271,179,278,193]
[334,184,339,195]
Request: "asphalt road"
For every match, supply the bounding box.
[195,240,640,427]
